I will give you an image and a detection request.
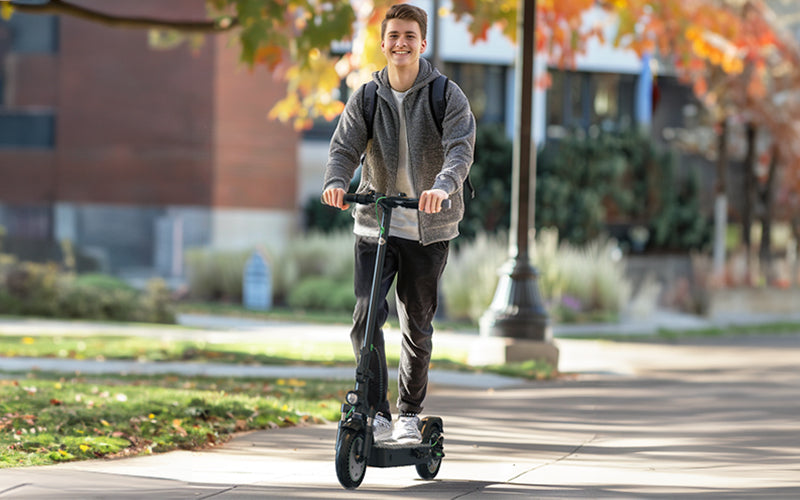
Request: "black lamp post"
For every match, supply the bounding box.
[479,0,549,341]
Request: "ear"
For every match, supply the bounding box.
[420,38,427,54]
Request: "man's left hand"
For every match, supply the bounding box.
[418,189,449,214]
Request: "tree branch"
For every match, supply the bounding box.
[9,0,238,33]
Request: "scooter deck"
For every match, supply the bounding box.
[374,439,421,449]
[368,441,435,468]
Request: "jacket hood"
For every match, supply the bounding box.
[373,58,441,93]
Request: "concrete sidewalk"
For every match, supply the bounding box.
[1,315,800,498]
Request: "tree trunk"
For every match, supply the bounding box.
[742,123,757,282]
[432,0,442,70]
[712,118,729,282]
[759,145,778,284]
[792,216,800,287]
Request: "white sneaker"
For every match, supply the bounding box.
[392,414,422,444]
[373,414,392,442]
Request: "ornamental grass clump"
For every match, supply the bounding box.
[551,237,631,322]
[440,232,507,323]
[441,230,631,324]
[184,249,250,302]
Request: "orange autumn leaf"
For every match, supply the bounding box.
[254,45,283,70]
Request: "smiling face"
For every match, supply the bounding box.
[381,18,426,71]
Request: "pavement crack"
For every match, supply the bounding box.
[450,482,496,499]
[506,433,599,483]
[0,483,31,496]
[197,486,237,498]
[449,434,599,499]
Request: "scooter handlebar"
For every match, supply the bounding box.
[343,193,377,205]
[343,193,451,210]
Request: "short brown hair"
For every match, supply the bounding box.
[381,4,428,40]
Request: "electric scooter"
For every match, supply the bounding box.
[334,191,449,490]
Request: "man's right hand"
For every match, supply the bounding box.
[322,187,350,210]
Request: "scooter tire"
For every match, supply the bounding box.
[335,428,367,489]
[416,423,443,480]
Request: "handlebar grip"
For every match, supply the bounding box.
[343,193,375,204]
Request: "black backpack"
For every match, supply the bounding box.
[361,75,475,199]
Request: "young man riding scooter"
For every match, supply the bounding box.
[322,3,475,444]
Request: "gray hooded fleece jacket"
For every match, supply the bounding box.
[323,58,476,245]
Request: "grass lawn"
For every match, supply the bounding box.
[0,371,349,468]
[0,333,557,380]
[0,323,556,468]
[0,334,359,366]
[563,321,800,342]
[176,301,477,332]
[0,301,584,468]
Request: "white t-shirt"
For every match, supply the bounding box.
[353,88,421,242]
[386,89,421,241]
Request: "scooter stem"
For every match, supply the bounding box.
[354,200,393,411]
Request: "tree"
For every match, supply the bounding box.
[7,1,786,130]
[7,0,800,266]
[4,0,357,130]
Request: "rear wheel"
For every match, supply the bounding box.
[416,423,443,479]
[335,428,367,489]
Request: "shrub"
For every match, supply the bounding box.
[0,256,175,324]
[73,273,136,292]
[459,124,513,241]
[287,277,355,312]
[183,231,354,308]
[272,231,353,305]
[56,282,150,322]
[1,261,63,317]
[303,196,354,234]
[536,132,628,246]
[184,249,250,302]
[535,129,710,251]
[136,278,176,324]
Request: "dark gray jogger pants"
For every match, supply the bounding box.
[350,235,449,417]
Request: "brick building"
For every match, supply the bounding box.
[0,0,299,280]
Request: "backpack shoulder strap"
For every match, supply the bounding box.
[429,75,476,199]
[429,75,448,135]
[362,81,378,141]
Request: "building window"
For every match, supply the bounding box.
[6,13,59,54]
[1,204,51,239]
[546,69,636,138]
[1,14,58,147]
[0,110,55,148]
[444,62,506,125]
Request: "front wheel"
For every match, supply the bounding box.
[335,428,367,489]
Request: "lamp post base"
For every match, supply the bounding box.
[467,336,559,369]
[479,257,550,341]
[477,257,558,369]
